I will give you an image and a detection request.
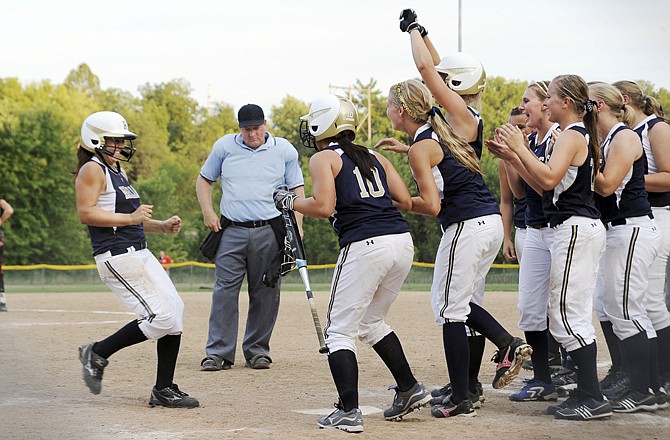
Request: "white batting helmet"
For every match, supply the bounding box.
[435,52,487,96]
[80,111,137,161]
[299,95,359,148]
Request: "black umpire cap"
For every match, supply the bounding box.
[238,104,265,127]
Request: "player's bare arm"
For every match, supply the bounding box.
[375,151,412,211]
[292,151,339,218]
[410,31,478,142]
[407,139,442,216]
[76,161,152,227]
[644,122,670,192]
[595,130,641,196]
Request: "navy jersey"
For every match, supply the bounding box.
[542,123,600,227]
[513,197,527,229]
[329,145,410,248]
[468,106,484,158]
[88,156,146,256]
[595,123,651,224]
[636,115,670,207]
[413,125,499,229]
[523,127,557,226]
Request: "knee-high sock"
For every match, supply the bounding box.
[656,326,670,380]
[372,332,416,392]
[468,335,485,392]
[649,337,660,391]
[328,349,359,412]
[465,302,513,348]
[620,331,649,393]
[156,334,181,390]
[443,322,469,403]
[93,320,148,359]
[600,320,622,372]
[569,342,601,398]
[525,330,551,384]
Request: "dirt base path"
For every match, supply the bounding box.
[1,290,668,439]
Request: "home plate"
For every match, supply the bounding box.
[293,405,383,415]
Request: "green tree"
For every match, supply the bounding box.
[139,79,198,153]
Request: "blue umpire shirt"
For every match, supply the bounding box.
[200,132,304,222]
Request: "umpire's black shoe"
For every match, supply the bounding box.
[149,383,200,408]
[79,342,108,395]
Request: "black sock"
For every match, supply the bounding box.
[93,320,148,359]
[568,342,601,398]
[155,334,181,390]
[600,320,622,372]
[468,335,485,392]
[372,332,416,392]
[620,331,649,393]
[328,349,359,411]
[649,337,660,391]
[465,302,513,348]
[525,330,551,383]
[547,320,561,358]
[442,322,469,403]
[656,326,670,379]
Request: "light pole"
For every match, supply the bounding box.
[458,0,462,51]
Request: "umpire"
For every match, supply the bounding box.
[196,103,304,371]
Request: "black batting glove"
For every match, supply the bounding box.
[273,189,297,211]
[399,8,418,32]
[417,24,428,38]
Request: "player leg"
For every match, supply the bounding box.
[0,238,6,311]
[547,217,610,420]
[318,240,378,432]
[510,227,557,401]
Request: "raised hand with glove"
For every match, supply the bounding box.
[399,8,428,37]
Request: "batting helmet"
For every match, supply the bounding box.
[81,111,137,161]
[299,95,359,149]
[435,52,486,96]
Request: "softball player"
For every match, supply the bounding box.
[275,95,430,433]
[499,107,532,264]
[396,9,503,406]
[489,82,562,402]
[74,111,198,408]
[491,75,609,421]
[590,82,661,412]
[0,197,14,312]
[613,81,670,396]
[378,79,531,419]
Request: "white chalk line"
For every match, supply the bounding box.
[0,308,134,327]
[8,308,134,315]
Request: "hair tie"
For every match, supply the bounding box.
[428,106,445,121]
[642,94,649,101]
[585,100,597,113]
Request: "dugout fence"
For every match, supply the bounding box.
[3,262,520,293]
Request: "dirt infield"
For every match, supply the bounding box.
[1,289,668,439]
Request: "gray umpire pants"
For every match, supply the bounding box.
[205,224,280,364]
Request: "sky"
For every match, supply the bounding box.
[2,0,669,116]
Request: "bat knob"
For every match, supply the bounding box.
[319,347,330,354]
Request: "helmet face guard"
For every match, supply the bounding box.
[299,119,317,149]
[100,138,136,162]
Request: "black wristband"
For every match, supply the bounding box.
[406,22,420,33]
